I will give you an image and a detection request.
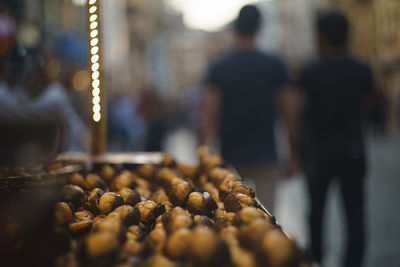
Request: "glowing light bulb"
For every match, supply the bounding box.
[92,71,100,80]
[93,112,101,122]
[92,87,100,96]
[89,0,97,5]
[91,55,99,64]
[91,38,98,47]
[89,14,98,22]
[91,46,99,55]
[90,21,98,30]
[89,6,97,14]
[92,79,100,88]
[92,63,99,72]
[93,104,101,113]
[90,30,98,38]
[93,95,100,105]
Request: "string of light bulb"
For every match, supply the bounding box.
[88,0,101,122]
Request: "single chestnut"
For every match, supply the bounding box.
[54,202,73,225]
[137,164,155,180]
[68,173,87,188]
[61,184,85,207]
[112,174,136,191]
[223,193,242,213]
[164,228,191,259]
[98,192,124,214]
[85,231,119,259]
[100,165,115,181]
[85,173,106,190]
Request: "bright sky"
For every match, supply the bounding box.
[165,0,263,31]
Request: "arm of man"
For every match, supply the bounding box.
[199,86,221,148]
[277,84,305,176]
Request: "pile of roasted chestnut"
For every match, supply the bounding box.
[53,148,307,267]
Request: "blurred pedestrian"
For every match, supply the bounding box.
[296,12,377,267]
[200,5,300,211]
[21,50,85,152]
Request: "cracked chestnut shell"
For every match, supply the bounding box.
[168,181,192,206]
[98,192,124,214]
[61,184,85,207]
[232,182,255,197]
[118,187,141,207]
[70,220,92,233]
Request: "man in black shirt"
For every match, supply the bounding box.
[298,12,375,267]
[201,5,299,211]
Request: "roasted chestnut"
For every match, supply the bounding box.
[74,210,94,221]
[137,164,155,180]
[223,193,242,213]
[87,187,105,212]
[114,205,134,219]
[232,182,255,197]
[261,229,297,267]
[230,245,258,267]
[161,154,176,168]
[54,202,73,225]
[85,173,106,190]
[233,207,263,226]
[187,192,203,214]
[219,226,238,246]
[70,220,92,233]
[85,231,119,259]
[164,228,191,259]
[193,215,214,228]
[188,227,219,264]
[100,165,115,181]
[98,192,124,214]
[136,200,165,224]
[122,240,143,257]
[69,173,87,188]
[177,163,197,178]
[61,184,85,207]
[203,182,220,203]
[118,187,141,206]
[151,189,169,204]
[112,174,136,191]
[168,181,192,206]
[144,228,166,250]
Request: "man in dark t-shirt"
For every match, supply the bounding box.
[297,12,376,267]
[201,5,299,211]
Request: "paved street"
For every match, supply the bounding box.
[165,129,400,267]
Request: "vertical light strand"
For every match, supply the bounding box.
[88,0,101,122]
